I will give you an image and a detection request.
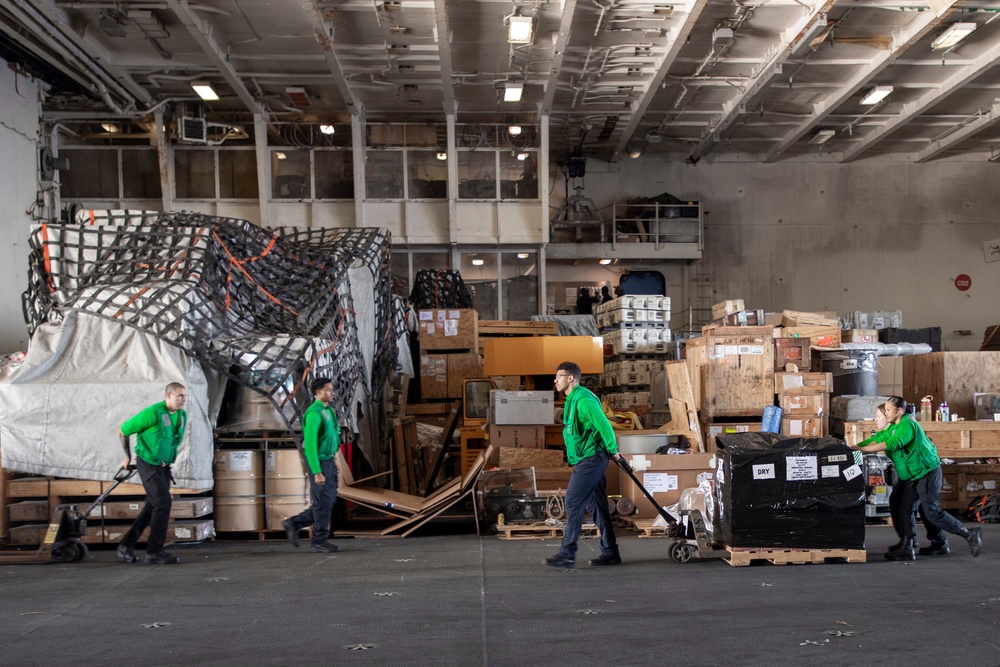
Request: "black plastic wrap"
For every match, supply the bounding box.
[714,432,866,549]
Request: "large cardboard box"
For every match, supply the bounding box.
[483,336,604,376]
[417,309,478,350]
[489,424,546,448]
[491,390,555,424]
[619,453,715,519]
[703,422,762,453]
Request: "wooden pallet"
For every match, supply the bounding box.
[496,522,600,541]
[726,546,866,567]
[624,518,670,538]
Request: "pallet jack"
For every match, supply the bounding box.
[613,456,727,563]
[0,466,135,564]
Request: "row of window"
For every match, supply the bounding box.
[58,147,538,201]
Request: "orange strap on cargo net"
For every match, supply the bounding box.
[40,224,56,293]
[212,231,297,315]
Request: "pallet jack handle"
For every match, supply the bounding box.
[613,456,678,526]
[81,465,136,518]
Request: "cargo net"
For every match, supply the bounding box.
[23,211,396,449]
[409,268,473,310]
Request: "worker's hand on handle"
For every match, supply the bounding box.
[120,456,132,471]
[314,472,326,485]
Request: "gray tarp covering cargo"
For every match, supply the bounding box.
[0,311,222,489]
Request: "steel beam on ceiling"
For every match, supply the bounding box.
[164,0,260,113]
[540,0,577,115]
[763,0,962,163]
[611,0,711,163]
[840,40,1000,162]
[689,0,834,162]
[915,101,1000,162]
[432,0,455,113]
[308,1,360,114]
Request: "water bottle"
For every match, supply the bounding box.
[939,401,949,422]
[920,396,933,422]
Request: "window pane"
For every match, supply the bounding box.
[407,150,447,199]
[365,151,404,199]
[457,151,496,199]
[175,150,215,199]
[501,252,538,319]
[271,150,310,199]
[499,151,537,200]
[315,150,354,199]
[219,150,258,199]
[60,149,118,198]
[121,149,161,199]
[460,252,497,319]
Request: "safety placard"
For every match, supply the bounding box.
[786,456,817,481]
[643,472,678,492]
[842,464,862,481]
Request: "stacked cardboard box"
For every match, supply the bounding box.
[618,453,715,519]
[418,308,482,400]
[774,372,832,437]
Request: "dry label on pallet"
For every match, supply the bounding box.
[842,464,862,481]
[643,473,678,492]
[786,456,817,481]
[752,463,775,480]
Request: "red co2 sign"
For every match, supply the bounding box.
[954,274,972,291]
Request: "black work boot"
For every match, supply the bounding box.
[918,542,950,556]
[145,550,180,565]
[885,537,916,561]
[887,539,905,553]
[962,526,983,557]
[115,543,139,564]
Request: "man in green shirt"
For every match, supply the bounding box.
[545,361,623,569]
[283,377,342,553]
[116,382,188,565]
[852,396,982,560]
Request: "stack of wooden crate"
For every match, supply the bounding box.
[417,308,481,400]
[774,372,833,437]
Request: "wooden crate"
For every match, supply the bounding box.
[774,337,811,371]
[693,334,774,419]
[902,352,1000,421]
[775,326,841,348]
[478,320,558,336]
[774,372,833,394]
[781,415,828,438]
[779,393,829,416]
[417,308,478,351]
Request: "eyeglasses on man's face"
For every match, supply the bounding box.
[554,373,572,379]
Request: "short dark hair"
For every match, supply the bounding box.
[165,382,186,395]
[556,361,581,381]
[311,377,332,394]
[887,396,907,412]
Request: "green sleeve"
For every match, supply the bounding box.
[302,411,321,474]
[881,420,914,452]
[121,405,158,437]
[583,393,618,455]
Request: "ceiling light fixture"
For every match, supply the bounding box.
[319,124,335,135]
[809,129,836,145]
[191,82,219,101]
[472,258,484,266]
[508,125,522,136]
[100,122,120,134]
[503,82,524,103]
[628,147,643,159]
[516,152,529,161]
[436,151,447,160]
[599,259,613,265]
[508,16,534,44]
[860,86,893,106]
[275,152,287,160]
[517,252,530,259]
[931,22,976,50]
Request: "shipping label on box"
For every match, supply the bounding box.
[417,308,478,350]
[619,453,715,519]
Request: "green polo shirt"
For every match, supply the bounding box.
[562,385,618,465]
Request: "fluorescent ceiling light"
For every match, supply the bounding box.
[932,22,976,50]
[508,16,533,44]
[275,152,287,160]
[191,82,219,101]
[516,152,529,161]
[319,124,335,135]
[436,152,447,160]
[504,83,523,103]
[517,252,530,259]
[599,259,612,265]
[508,125,522,136]
[860,86,892,106]
[628,147,643,159]
[809,129,836,145]
[100,122,119,133]
[472,258,484,266]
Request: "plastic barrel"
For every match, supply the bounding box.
[820,350,879,397]
[264,449,310,530]
[213,450,265,531]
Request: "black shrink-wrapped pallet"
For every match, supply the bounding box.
[714,432,866,549]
